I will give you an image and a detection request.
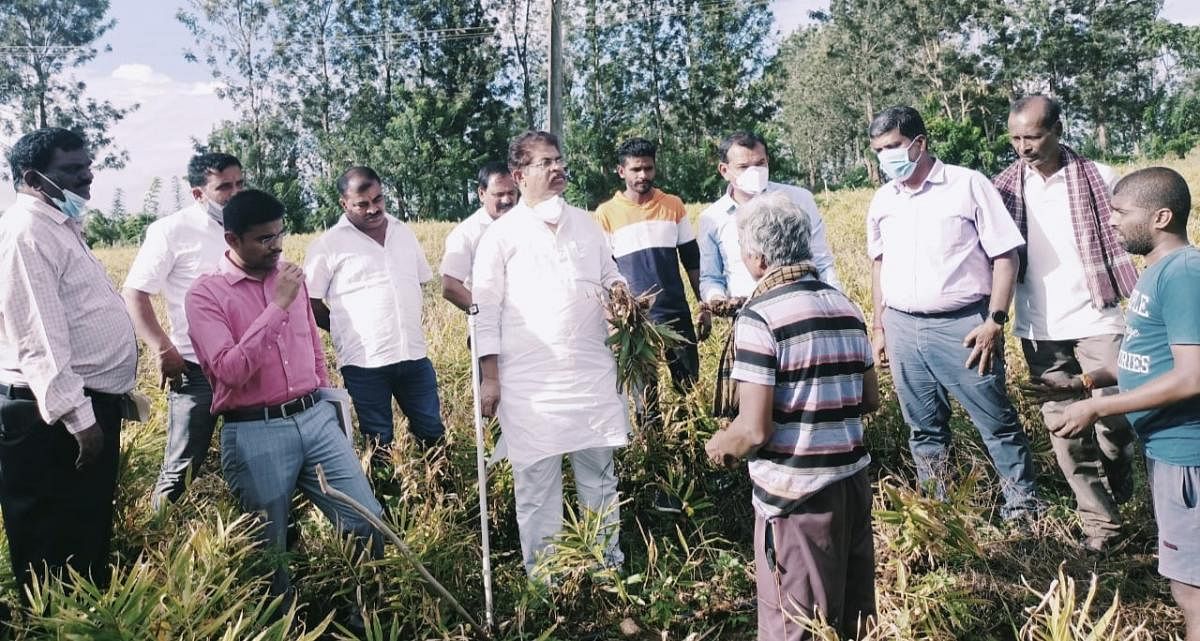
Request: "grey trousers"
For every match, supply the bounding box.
[1022,334,1135,541]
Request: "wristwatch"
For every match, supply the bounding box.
[990,309,1008,326]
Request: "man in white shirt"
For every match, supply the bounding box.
[1,128,137,596]
[473,131,630,576]
[698,131,839,305]
[994,96,1138,551]
[441,161,518,311]
[306,166,445,454]
[123,153,244,509]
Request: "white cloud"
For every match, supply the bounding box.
[0,63,238,213]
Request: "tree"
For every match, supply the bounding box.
[142,176,162,218]
[0,0,135,179]
[171,175,186,212]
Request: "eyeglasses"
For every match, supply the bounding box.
[252,230,288,247]
[526,157,566,171]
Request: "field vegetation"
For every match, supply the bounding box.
[2,153,1199,640]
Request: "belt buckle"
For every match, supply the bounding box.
[279,400,296,420]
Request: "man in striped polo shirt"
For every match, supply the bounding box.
[705,191,880,641]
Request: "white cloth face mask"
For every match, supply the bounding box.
[734,165,769,195]
[530,196,565,224]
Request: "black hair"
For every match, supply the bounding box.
[223,189,285,235]
[336,166,382,196]
[476,161,511,191]
[717,131,767,163]
[187,153,242,188]
[1010,95,1063,129]
[507,131,560,171]
[1113,167,1192,231]
[617,137,657,166]
[8,127,87,188]
[868,106,928,140]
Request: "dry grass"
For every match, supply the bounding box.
[3,151,1199,639]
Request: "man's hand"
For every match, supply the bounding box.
[1020,373,1086,404]
[480,377,500,418]
[704,433,736,468]
[963,319,1003,375]
[1048,399,1099,439]
[73,423,104,469]
[156,344,186,390]
[696,306,712,341]
[273,262,305,309]
[871,328,889,369]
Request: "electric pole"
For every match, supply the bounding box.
[547,0,563,138]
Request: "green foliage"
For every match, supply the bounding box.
[1019,567,1152,641]
[0,0,134,177]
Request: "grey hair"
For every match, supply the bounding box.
[735,191,813,267]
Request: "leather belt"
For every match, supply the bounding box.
[0,383,124,404]
[221,392,319,423]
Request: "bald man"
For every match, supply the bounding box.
[993,95,1138,552]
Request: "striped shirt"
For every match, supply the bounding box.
[731,277,872,517]
[0,194,138,433]
[594,189,698,323]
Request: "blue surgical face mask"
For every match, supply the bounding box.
[876,137,921,181]
[36,171,89,220]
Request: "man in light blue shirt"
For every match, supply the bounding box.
[697,131,838,304]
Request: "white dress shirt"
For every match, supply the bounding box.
[439,207,495,290]
[304,214,432,369]
[123,203,227,362]
[867,161,1026,313]
[472,201,630,470]
[1014,163,1126,340]
[697,182,839,301]
[0,194,137,433]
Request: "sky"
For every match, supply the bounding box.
[2,0,1198,212]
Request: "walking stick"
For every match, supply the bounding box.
[467,304,496,632]
[314,464,489,638]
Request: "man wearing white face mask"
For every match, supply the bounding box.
[866,106,1042,523]
[472,130,631,577]
[698,131,839,307]
[0,128,137,599]
[122,153,245,509]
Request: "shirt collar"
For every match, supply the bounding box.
[614,188,661,207]
[185,201,224,229]
[891,159,946,194]
[14,192,69,225]
[333,212,396,238]
[218,251,261,284]
[1022,162,1065,185]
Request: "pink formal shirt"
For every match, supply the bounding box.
[866,160,1025,313]
[185,253,329,414]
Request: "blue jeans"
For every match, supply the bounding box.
[340,358,445,446]
[220,401,382,595]
[882,303,1039,518]
[152,361,218,509]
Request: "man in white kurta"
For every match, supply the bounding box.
[473,131,630,576]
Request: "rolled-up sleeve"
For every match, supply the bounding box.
[471,231,506,358]
[698,212,728,302]
[0,237,94,433]
[186,280,291,388]
[122,222,173,295]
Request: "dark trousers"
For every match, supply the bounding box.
[0,392,122,597]
[340,358,445,446]
[635,315,700,428]
[152,361,218,509]
[755,469,875,641]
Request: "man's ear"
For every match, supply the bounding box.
[20,169,43,190]
[717,162,730,181]
[1152,207,1176,231]
[191,186,205,202]
[224,230,239,248]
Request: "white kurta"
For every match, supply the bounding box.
[472,201,630,470]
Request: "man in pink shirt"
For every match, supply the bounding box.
[867,106,1041,522]
[185,189,382,601]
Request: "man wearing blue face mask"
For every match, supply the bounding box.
[0,128,138,598]
[698,131,839,311]
[866,106,1043,524]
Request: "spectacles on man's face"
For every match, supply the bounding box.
[526,157,566,171]
[251,230,288,247]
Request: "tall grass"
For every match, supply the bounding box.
[2,151,1199,639]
